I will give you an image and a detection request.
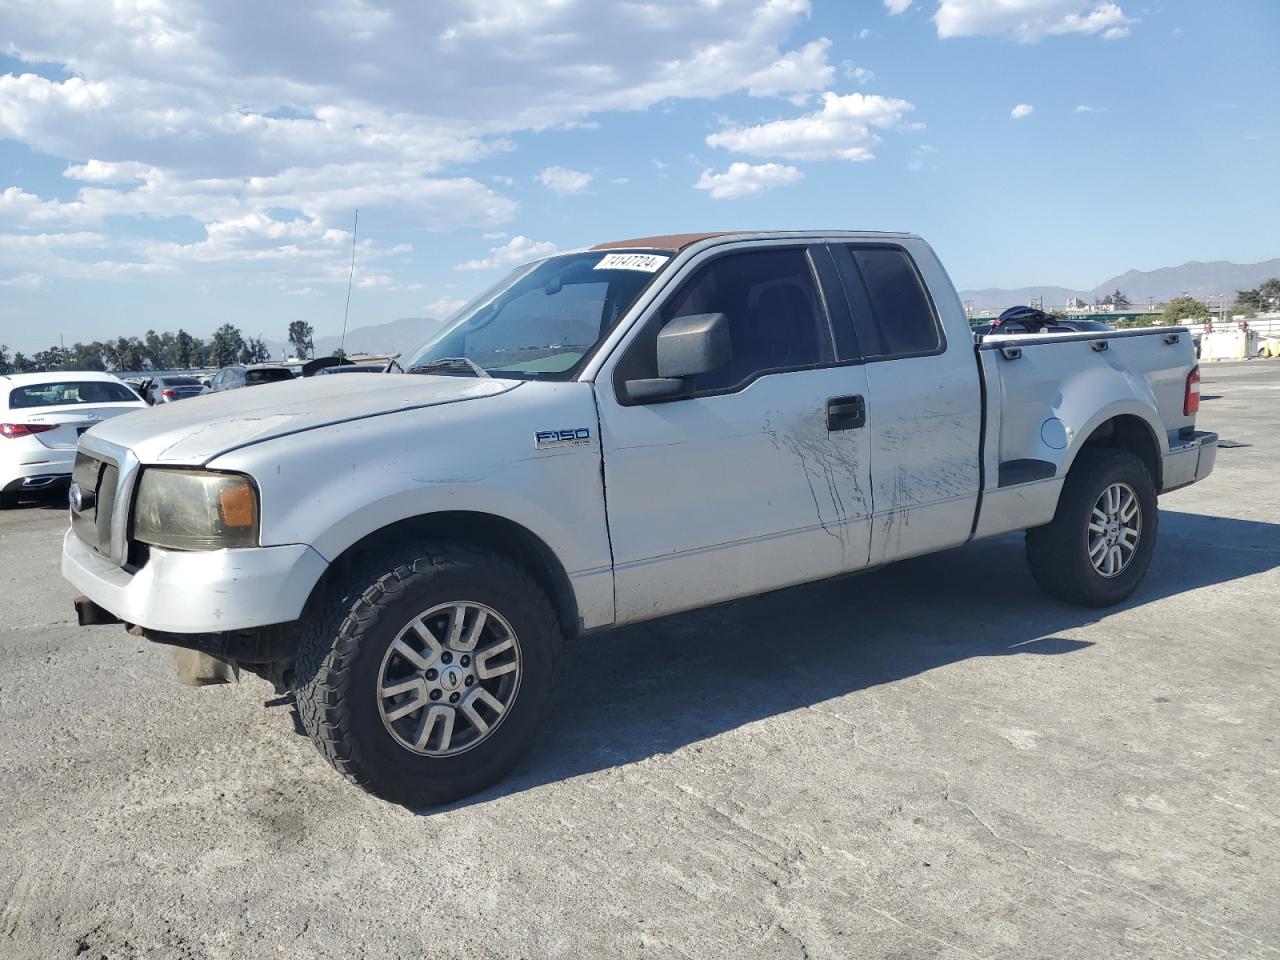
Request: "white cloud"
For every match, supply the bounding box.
[63,160,155,183]
[934,1,1134,43]
[1103,25,1129,39]
[0,0,837,291]
[423,296,467,317]
[843,64,876,85]
[856,28,874,40]
[706,92,917,162]
[536,166,593,195]
[1011,103,1035,119]
[885,0,913,14]
[742,39,834,98]
[695,162,803,199]
[610,177,631,185]
[1,272,48,290]
[1075,103,1104,113]
[457,235,558,271]
[907,144,937,171]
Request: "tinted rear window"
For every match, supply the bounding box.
[163,377,200,386]
[9,381,139,409]
[245,369,294,385]
[847,247,942,358]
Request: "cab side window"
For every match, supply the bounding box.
[619,247,834,397]
[843,246,943,359]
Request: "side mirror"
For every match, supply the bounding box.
[623,313,731,402]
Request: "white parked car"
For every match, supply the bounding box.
[62,231,1217,805]
[1,372,147,507]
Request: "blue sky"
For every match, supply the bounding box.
[1,0,1277,350]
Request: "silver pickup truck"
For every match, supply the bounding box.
[63,231,1217,805]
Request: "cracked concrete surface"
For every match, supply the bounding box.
[1,362,1278,959]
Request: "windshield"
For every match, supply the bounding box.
[404,250,670,379]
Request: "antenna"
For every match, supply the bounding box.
[339,209,359,360]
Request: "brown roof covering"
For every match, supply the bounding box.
[590,232,746,252]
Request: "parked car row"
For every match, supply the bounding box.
[2,360,397,504]
[129,361,390,405]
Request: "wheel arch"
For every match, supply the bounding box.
[1062,408,1164,490]
[312,511,582,639]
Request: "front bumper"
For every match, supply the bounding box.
[1161,430,1218,493]
[61,528,329,634]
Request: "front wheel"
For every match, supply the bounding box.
[293,543,562,806]
[1025,449,1158,607]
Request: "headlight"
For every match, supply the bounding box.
[132,469,259,550]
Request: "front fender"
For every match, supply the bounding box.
[207,381,614,621]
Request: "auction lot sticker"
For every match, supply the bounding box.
[594,253,669,272]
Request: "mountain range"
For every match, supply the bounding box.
[958,258,1280,310]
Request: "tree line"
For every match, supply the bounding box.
[0,320,317,375]
[1234,278,1280,314]
[1066,278,1280,329]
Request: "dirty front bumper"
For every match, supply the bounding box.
[62,527,329,634]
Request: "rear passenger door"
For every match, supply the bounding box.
[596,243,875,623]
[827,242,982,565]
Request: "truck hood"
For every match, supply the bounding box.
[83,374,518,465]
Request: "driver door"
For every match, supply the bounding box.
[594,244,875,624]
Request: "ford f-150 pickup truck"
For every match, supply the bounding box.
[63,231,1218,805]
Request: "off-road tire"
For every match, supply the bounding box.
[1025,449,1158,607]
[292,542,562,806]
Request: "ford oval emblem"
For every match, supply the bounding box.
[69,482,95,512]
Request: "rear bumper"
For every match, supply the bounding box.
[2,448,75,489]
[3,472,71,494]
[1161,431,1218,493]
[61,527,329,633]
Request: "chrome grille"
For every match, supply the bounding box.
[70,436,140,566]
[70,450,118,557]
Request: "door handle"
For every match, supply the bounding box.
[826,395,865,431]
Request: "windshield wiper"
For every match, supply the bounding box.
[407,357,492,378]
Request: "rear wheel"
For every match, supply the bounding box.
[292,542,562,806]
[1025,449,1158,607]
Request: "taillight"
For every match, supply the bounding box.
[0,423,59,439]
[1183,365,1200,416]
[161,388,177,397]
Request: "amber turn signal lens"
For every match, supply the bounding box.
[217,481,257,528]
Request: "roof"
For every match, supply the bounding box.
[589,230,917,252]
[0,370,127,385]
[590,232,744,252]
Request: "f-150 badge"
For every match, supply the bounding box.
[535,428,591,449]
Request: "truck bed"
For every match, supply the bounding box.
[972,325,1204,539]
